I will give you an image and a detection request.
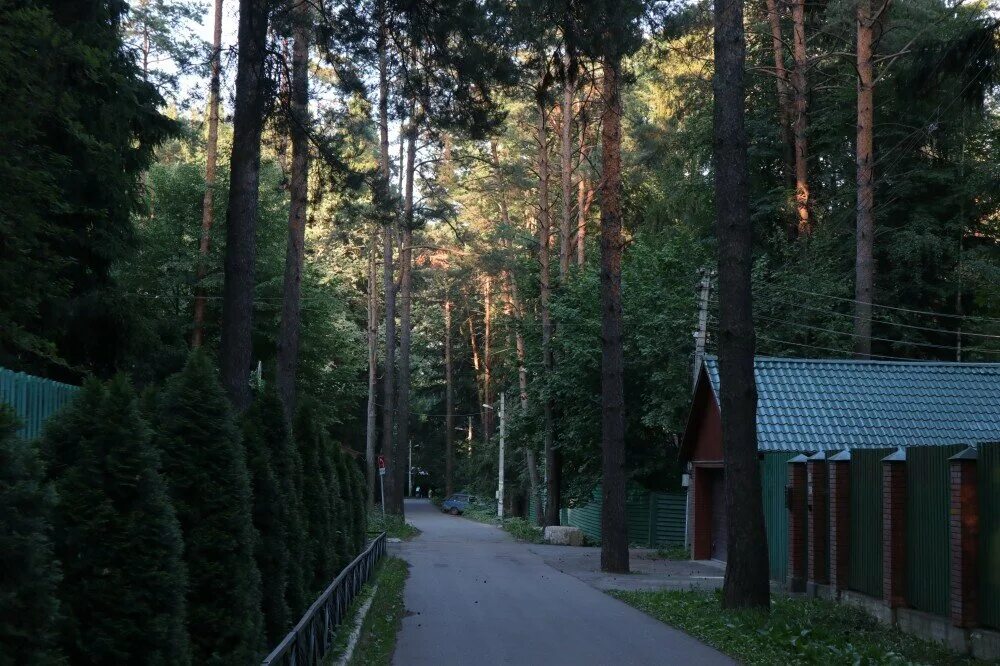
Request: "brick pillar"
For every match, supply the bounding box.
[787,455,808,592]
[807,452,829,586]
[693,467,712,560]
[882,448,907,608]
[950,447,979,628]
[828,450,851,593]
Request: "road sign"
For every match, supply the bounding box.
[378,455,386,476]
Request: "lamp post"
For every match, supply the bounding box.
[484,393,507,519]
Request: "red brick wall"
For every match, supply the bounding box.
[788,461,807,592]
[693,466,713,560]
[950,457,978,627]
[808,459,829,584]
[883,460,907,608]
[828,459,850,591]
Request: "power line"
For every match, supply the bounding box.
[765,285,1000,324]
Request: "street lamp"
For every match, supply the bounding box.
[483,394,506,520]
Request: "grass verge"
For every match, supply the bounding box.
[368,510,420,540]
[611,589,983,665]
[644,545,690,560]
[344,557,409,666]
[461,505,544,543]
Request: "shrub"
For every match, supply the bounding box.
[0,406,62,665]
[155,351,263,663]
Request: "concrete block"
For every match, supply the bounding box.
[971,628,1000,661]
[840,590,896,625]
[896,608,969,653]
[543,526,584,546]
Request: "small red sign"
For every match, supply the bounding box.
[377,455,386,471]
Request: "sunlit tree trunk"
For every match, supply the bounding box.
[791,0,810,235]
[220,0,269,411]
[714,0,771,609]
[854,0,879,358]
[559,59,575,281]
[365,234,379,506]
[444,298,454,496]
[764,0,797,237]
[191,0,223,348]
[276,1,311,420]
[394,102,416,512]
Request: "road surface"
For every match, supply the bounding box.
[392,499,732,666]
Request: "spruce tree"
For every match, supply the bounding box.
[294,400,334,592]
[242,386,294,645]
[0,407,61,666]
[155,351,264,663]
[333,445,358,559]
[322,438,347,571]
[46,377,189,664]
[350,462,368,554]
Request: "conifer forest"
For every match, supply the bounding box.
[1,0,1000,662]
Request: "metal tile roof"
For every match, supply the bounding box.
[702,356,1000,452]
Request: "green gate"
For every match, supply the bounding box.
[850,448,891,597]
[981,442,1000,629]
[761,452,795,581]
[906,445,960,616]
[0,367,78,439]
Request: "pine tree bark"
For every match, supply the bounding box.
[791,0,810,235]
[764,0,797,225]
[444,298,454,497]
[393,108,416,513]
[598,57,629,575]
[191,0,223,348]
[559,61,575,281]
[854,0,877,359]
[221,0,269,411]
[366,234,378,507]
[537,95,560,527]
[714,0,771,609]
[276,2,310,420]
[482,277,493,439]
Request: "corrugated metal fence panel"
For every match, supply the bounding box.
[0,367,78,440]
[649,492,686,547]
[849,448,891,597]
[762,452,795,581]
[627,487,651,546]
[981,442,1000,629]
[565,489,602,542]
[907,445,960,616]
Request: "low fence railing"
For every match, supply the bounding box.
[262,532,388,665]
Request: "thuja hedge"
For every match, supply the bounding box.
[0,352,370,664]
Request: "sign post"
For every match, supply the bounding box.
[377,454,386,519]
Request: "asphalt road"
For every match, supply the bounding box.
[392,499,732,666]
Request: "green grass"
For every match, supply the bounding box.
[647,545,690,560]
[460,505,544,543]
[611,589,983,665]
[344,557,409,666]
[367,510,420,540]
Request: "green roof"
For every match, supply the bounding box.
[702,356,1000,452]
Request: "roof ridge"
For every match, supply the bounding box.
[703,354,1000,368]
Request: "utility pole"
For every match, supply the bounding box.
[497,393,506,519]
[408,438,413,497]
[467,416,473,454]
[693,269,714,389]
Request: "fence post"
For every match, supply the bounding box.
[882,448,907,608]
[807,451,829,589]
[828,450,851,595]
[787,455,809,593]
[949,446,979,628]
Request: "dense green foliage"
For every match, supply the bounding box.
[154,352,263,663]
[0,407,61,666]
[295,400,340,593]
[45,378,189,664]
[612,589,981,665]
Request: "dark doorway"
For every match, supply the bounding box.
[710,470,727,561]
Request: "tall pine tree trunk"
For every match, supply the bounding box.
[393,108,416,513]
[764,0,797,235]
[791,0,810,235]
[444,298,454,496]
[854,0,877,358]
[537,95,560,527]
[192,0,223,348]
[598,57,628,575]
[714,0,771,609]
[366,235,378,507]
[221,0,269,411]
[482,277,493,439]
[276,2,310,420]
[559,62,575,281]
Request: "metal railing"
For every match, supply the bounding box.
[262,532,388,665]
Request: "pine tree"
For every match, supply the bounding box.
[348,460,367,556]
[241,388,291,646]
[294,400,334,592]
[155,351,264,662]
[0,406,62,666]
[328,443,351,567]
[46,377,190,664]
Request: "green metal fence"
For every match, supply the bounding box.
[906,445,960,616]
[530,486,686,548]
[0,367,78,439]
[849,448,891,597]
[761,452,795,581]
[981,442,1000,629]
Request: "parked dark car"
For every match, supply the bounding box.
[441,493,479,515]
